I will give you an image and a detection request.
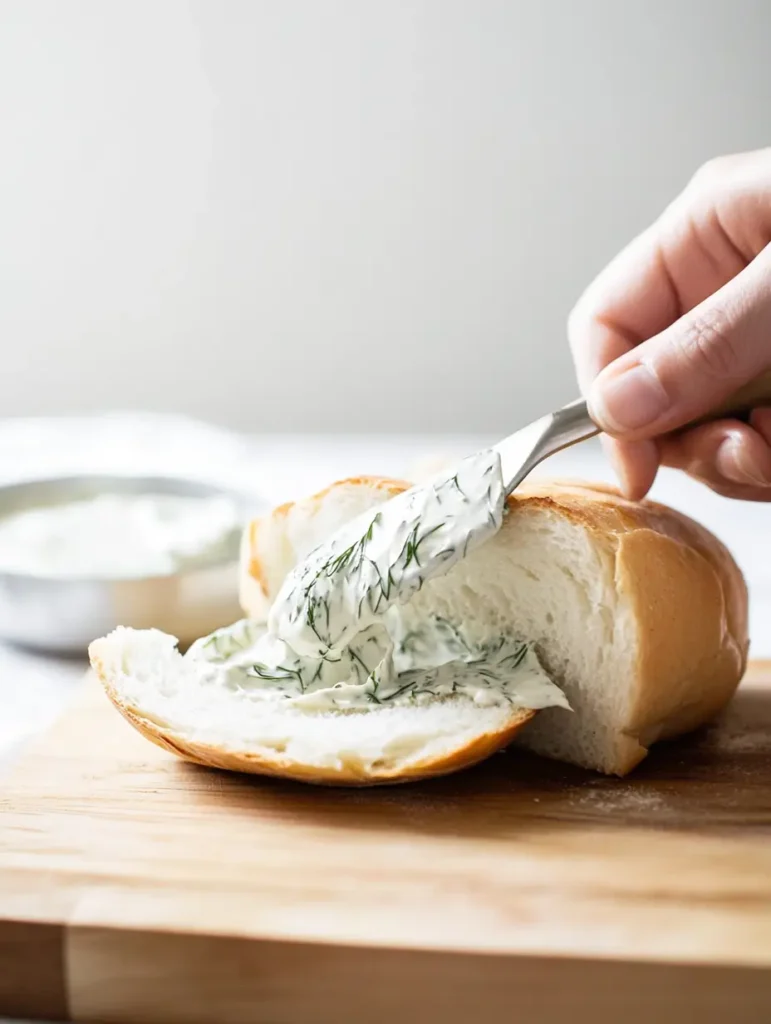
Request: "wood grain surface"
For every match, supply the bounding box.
[1,664,770,1023]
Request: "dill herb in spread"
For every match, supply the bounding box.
[188,451,569,715]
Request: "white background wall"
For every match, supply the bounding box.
[0,0,769,434]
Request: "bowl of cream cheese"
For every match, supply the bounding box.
[0,475,262,653]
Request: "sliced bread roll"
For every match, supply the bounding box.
[92,478,548,787]
[90,474,747,786]
[89,625,535,785]
[240,477,748,776]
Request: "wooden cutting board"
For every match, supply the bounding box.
[1,665,771,1024]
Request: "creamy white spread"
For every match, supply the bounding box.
[190,615,568,712]
[0,492,242,579]
[188,451,569,714]
[269,449,506,657]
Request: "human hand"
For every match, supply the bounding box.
[569,147,771,501]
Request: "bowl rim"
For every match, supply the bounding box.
[0,472,263,585]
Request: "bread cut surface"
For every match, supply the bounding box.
[89,627,535,786]
[241,476,748,776]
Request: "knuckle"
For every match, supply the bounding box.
[684,149,767,198]
[752,145,771,175]
[675,311,741,380]
[688,154,734,192]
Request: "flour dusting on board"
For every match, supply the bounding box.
[567,784,668,815]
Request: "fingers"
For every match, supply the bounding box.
[601,437,660,501]
[568,223,680,395]
[567,225,680,497]
[658,415,771,501]
[750,405,771,445]
[569,148,771,498]
[587,244,771,440]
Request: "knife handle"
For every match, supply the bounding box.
[506,374,771,496]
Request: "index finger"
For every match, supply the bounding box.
[567,220,681,391]
[567,222,680,499]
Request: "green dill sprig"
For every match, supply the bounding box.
[320,512,381,579]
[369,558,396,613]
[450,473,468,502]
[378,678,418,702]
[246,661,306,692]
[200,621,261,661]
[306,594,332,647]
[499,643,529,670]
[398,521,444,571]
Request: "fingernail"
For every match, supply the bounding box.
[716,439,771,487]
[589,363,670,433]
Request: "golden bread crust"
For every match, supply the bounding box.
[509,479,747,772]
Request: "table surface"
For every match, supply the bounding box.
[2,431,770,1024]
[2,665,770,1024]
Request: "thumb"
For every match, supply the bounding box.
[587,244,771,440]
